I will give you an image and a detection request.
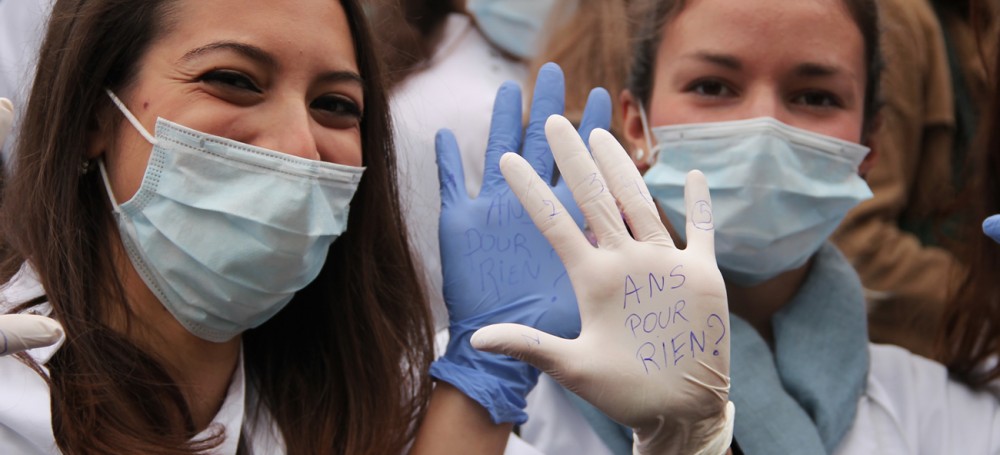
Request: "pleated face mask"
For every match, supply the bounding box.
[642,116,872,285]
[101,90,365,342]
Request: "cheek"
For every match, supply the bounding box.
[646,93,734,127]
[318,128,363,167]
[105,131,154,204]
[789,113,865,144]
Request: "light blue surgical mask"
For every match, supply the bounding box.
[641,113,872,285]
[102,90,365,342]
[467,0,566,59]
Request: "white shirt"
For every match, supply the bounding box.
[390,13,527,331]
[520,344,1000,454]
[0,263,285,455]
[0,0,51,162]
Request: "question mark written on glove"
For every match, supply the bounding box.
[623,267,728,374]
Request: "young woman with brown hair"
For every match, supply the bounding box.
[0,0,436,453]
[513,0,1000,453]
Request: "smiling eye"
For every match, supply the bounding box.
[311,95,362,129]
[686,79,735,98]
[199,70,262,93]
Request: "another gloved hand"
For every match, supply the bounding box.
[473,116,734,455]
[431,63,611,424]
[0,314,64,357]
[983,215,1000,245]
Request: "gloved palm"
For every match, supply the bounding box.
[431,63,611,424]
[473,116,734,455]
[0,99,65,357]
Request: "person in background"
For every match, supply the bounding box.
[830,0,999,357]
[939,0,1000,392]
[517,0,1000,453]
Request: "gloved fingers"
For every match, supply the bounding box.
[471,323,573,375]
[546,115,628,248]
[551,87,612,228]
[499,151,590,267]
[482,81,525,196]
[682,170,716,257]
[0,314,64,357]
[589,128,673,246]
[983,214,1000,245]
[522,62,565,181]
[436,129,470,206]
[575,87,612,147]
[0,98,13,149]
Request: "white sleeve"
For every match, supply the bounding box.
[0,0,53,160]
[837,344,1000,455]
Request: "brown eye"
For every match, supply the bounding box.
[310,95,362,129]
[200,70,262,93]
[793,91,842,108]
[686,80,735,98]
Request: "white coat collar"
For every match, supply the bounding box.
[0,262,251,454]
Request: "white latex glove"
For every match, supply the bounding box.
[0,315,63,357]
[472,115,734,455]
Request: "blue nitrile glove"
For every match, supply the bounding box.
[984,215,1000,244]
[430,62,612,424]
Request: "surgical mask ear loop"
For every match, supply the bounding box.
[100,89,159,209]
[105,89,158,146]
[97,159,123,212]
[637,102,656,166]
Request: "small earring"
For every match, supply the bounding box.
[79,159,91,175]
[634,148,646,162]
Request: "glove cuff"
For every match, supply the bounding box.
[430,358,532,424]
[632,401,736,455]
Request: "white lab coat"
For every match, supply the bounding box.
[520,344,1000,454]
[390,13,527,331]
[0,0,51,162]
[0,266,542,455]
[0,263,286,455]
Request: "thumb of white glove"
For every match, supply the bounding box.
[473,115,733,455]
[0,98,13,150]
[0,314,64,357]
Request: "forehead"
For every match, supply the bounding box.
[160,0,358,72]
[661,0,864,75]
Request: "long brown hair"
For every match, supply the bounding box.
[937,7,1000,388]
[526,0,632,136]
[366,0,457,88]
[1,0,434,453]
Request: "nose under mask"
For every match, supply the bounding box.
[639,113,872,285]
[101,89,366,342]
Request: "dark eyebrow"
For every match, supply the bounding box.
[179,41,365,87]
[316,71,365,87]
[179,41,277,69]
[794,62,842,78]
[691,52,742,71]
